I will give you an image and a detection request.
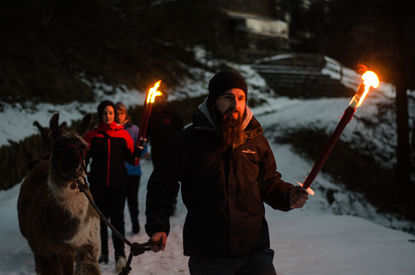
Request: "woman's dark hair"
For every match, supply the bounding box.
[97,100,116,122]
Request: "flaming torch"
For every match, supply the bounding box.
[298,70,380,195]
[137,80,163,152]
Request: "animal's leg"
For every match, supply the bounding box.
[37,254,64,275]
[75,244,101,275]
[58,252,75,275]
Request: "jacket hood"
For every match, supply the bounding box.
[193,99,262,147]
[197,98,253,131]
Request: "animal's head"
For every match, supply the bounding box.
[49,113,92,187]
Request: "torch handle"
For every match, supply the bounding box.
[141,104,153,143]
[302,106,356,189]
[137,91,150,148]
[139,97,149,134]
[137,93,154,149]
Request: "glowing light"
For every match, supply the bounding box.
[146,80,163,104]
[362,71,379,87]
[350,70,379,108]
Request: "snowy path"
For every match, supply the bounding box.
[0,62,414,273]
[1,144,415,275]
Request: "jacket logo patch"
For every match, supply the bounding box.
[242,149,256,154]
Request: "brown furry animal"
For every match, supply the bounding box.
[17,113,101,275]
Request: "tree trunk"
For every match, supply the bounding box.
[395,83,411,187]
[412,107,415,180]
[394,2,412,188]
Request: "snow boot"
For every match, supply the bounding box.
[98,253,108,264]
[115,254,126,273]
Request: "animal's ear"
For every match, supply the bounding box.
[33,120,51,140]
[49,113,61,140]
[77,113,94,136]
[7,139,18,146]
[59,122,68,131]
[33,121,43,132]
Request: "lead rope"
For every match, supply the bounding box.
[76,163,152,275]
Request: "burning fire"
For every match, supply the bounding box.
[146,80,163,104]
[298,70,379,195]
[350,70,379,108]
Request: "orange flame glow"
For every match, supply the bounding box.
[350,71,379,108]
[146,80,163,104]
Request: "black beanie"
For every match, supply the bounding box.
[97,100,116,121]
[207,71,248,106]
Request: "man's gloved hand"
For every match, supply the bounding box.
[289,186,308,209]
[149,232,167,252]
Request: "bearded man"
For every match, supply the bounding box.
[145,71,308,275]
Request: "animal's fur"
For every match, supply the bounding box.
[17,113,100,275]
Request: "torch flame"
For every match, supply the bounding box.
[350,70,379,108]
[358,71,379,107]
[146,80,163,104]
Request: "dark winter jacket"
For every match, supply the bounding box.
[84,121,135,189]
[147,105,184,166]
[145,101,295,258]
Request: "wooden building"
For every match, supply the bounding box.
[214,0,290,61]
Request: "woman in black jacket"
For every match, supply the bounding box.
[84,100,136,273]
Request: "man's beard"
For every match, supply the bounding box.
[212,106,245,146]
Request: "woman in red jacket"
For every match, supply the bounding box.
[84,100,136,273]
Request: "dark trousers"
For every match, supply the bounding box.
[91,185,126,259]
[126,175,140,223]
[188,249,276,275]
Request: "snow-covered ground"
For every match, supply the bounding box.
[1,147,415,275]
[1,52,414,274]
